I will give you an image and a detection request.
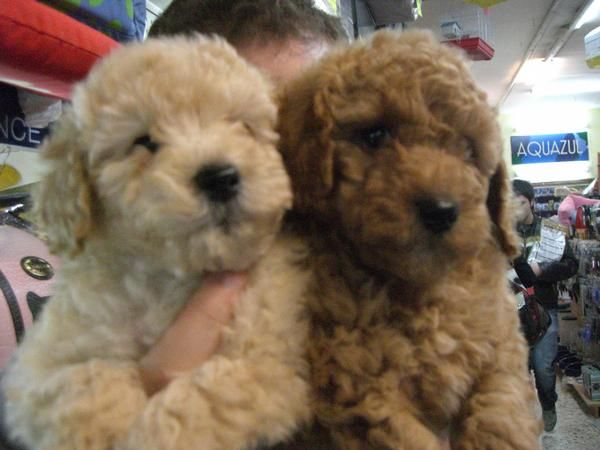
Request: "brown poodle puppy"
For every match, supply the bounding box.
[276,29,541,450]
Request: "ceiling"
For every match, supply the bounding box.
[148,0,600,113]
[407,0,600,112]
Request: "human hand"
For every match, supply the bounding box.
[139,272,247,395]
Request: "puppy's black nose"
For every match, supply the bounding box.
[195,164,240,203]
[417,199,459,234]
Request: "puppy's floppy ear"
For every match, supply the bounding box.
[34,109,93,256]
[486,160,519,258]
[277,70,335,214]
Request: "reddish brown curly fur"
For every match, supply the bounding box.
[276,30,541,450]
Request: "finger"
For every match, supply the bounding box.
[183,271,248,325]
[139,271,248,394]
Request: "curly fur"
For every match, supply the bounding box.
[2,36,312,450]
[276,30,541,450]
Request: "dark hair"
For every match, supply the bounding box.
[149,0,347,45]
[512,179,535,202]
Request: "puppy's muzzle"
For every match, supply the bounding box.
[416,199,459,234]
[195,164,240,203]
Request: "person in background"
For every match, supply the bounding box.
[139,0,347,394]
[148,0,346,85]
[512,179,578,432]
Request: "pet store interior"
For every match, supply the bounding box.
[1,0,600,448]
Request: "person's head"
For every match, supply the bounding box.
[512,179,535,224]
[149,0,347,84]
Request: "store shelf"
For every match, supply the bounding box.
[532,179,596,218]
[570,382,600,417]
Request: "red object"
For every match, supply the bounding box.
[575,206,585,229]
[0,0,119,100]
[525,287,535,296]
[464,0,507,7]
[442,37,495,60]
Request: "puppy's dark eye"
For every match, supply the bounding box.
[359,125,390,150]
[133,135,159,153]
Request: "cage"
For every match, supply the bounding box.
[440,2,495,61]
[463,0,507,7]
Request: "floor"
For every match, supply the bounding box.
[541,377,600,450]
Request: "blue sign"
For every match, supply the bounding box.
[511,132,589,165]
[0,85,50,150]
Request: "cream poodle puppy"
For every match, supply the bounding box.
[2,36,311,450]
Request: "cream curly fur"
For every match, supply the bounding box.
[275,30,542,450]
[2,36,312,450]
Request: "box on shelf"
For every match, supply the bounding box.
[585,26,600,69]
[583,365,600,401]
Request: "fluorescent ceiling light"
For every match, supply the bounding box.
[532,79,600,96]
[511,105,590,134]
[513,161,590,184]
[314,0,336,14]
[515,58,564,85]
[575,0,600,29]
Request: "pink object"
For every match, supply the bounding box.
[557,194,600,227]
[0,225,59,369]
